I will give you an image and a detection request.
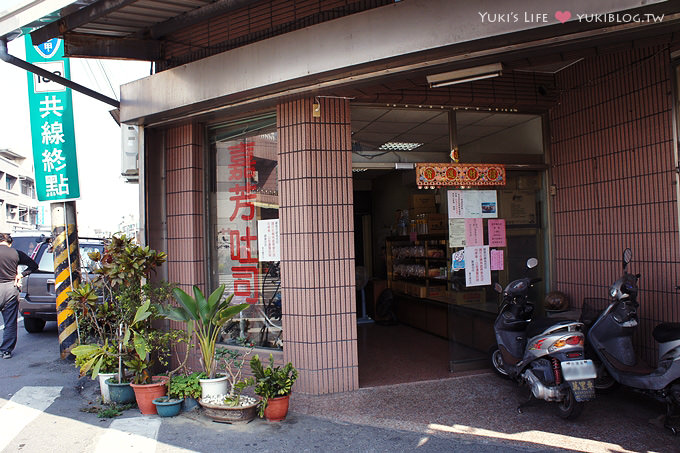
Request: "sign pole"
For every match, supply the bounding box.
[24,37,82,358]
[51,201,80,358]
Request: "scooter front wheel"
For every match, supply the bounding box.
[556,387,583,420]
[489,345,510,379]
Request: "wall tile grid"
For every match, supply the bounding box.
[165,122,206,371]
[277,97,359,394]
[549,45,678,364]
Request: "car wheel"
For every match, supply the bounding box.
[23,317,45,333]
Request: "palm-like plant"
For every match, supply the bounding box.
[162,285,248,378]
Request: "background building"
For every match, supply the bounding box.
[0,148,42,232]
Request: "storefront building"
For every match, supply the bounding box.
[6,0,680,394]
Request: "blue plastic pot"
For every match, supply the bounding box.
[153,397,183,417]
[106,379,135,404]
[182,397,200,412]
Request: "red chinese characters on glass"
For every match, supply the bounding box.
[228,142,255,180]
[228,141,260,304]
[233,266,259,304]
[230,227,257,264]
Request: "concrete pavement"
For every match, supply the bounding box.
[1,321,678,452]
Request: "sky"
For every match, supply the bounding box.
[0,37,150,235]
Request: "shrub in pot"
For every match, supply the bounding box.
[168,372,202,411]
[72,341,117,402]
[68,235,188,411]
[250,353,298,421]
[160,284,248,399]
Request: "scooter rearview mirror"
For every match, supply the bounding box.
[623,248,632,269]
[493,282,503,294]
[526,258,538,269]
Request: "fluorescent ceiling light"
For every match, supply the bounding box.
[395,163,415,170]
[379,142,423,151]
[427,63,503,88]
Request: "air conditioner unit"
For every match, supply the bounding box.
[121,124,140,182]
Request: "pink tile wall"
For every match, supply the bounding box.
[277,97,359,394]
[549,46,678,364]
[165,122,205,371]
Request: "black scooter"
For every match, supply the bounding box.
[587,248,680,434]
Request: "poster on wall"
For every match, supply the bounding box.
[488,219,507,247]
[464,246,491,287]
[447,190,498,219]
[257,219,280,262]
[465,218,484,246]
[490,249,504,270]
[448,191,464,217]
[449,219,466,247]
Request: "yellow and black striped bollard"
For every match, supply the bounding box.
[52,202,80,359]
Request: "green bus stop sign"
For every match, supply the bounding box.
[25,36,80,201]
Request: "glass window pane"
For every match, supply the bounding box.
[210,114,281,350]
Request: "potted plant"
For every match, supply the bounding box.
[152,395,183,417]
[168,372,202,412]
[68,235,186,412]
[160,284,248,399]
[250,353,298,421]
[72,341,118,403]
[198,338,258,423]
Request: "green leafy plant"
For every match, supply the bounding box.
[68,235,188,385]
[72,341,117,378]
[168,372,203,400]
[160,285,248,378]
[96,403,134,418]
[250,353,298,417]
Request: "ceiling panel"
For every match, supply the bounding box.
[350,106,542,157]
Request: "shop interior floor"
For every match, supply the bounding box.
[357,323,488,388]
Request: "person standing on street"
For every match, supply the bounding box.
[0,233,38,359]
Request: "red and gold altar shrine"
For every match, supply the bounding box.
[415,163,506,188]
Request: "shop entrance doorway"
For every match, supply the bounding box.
[351,106,548,387]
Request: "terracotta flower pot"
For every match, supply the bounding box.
[130,379,168,415]
[264,394,290,422]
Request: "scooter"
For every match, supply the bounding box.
[587,248,680,434]
[490,258,597,419]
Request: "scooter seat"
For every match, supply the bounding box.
[652,323,680,343]
[526,317,574,338]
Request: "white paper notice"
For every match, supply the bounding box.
[257,219,280,262]
[448,190,498,219]
[464,246,491,287]
[448,219,466,247]
[448,190,464,218]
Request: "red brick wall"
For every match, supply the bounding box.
[549,45,678,364]
[277,97,359,394]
